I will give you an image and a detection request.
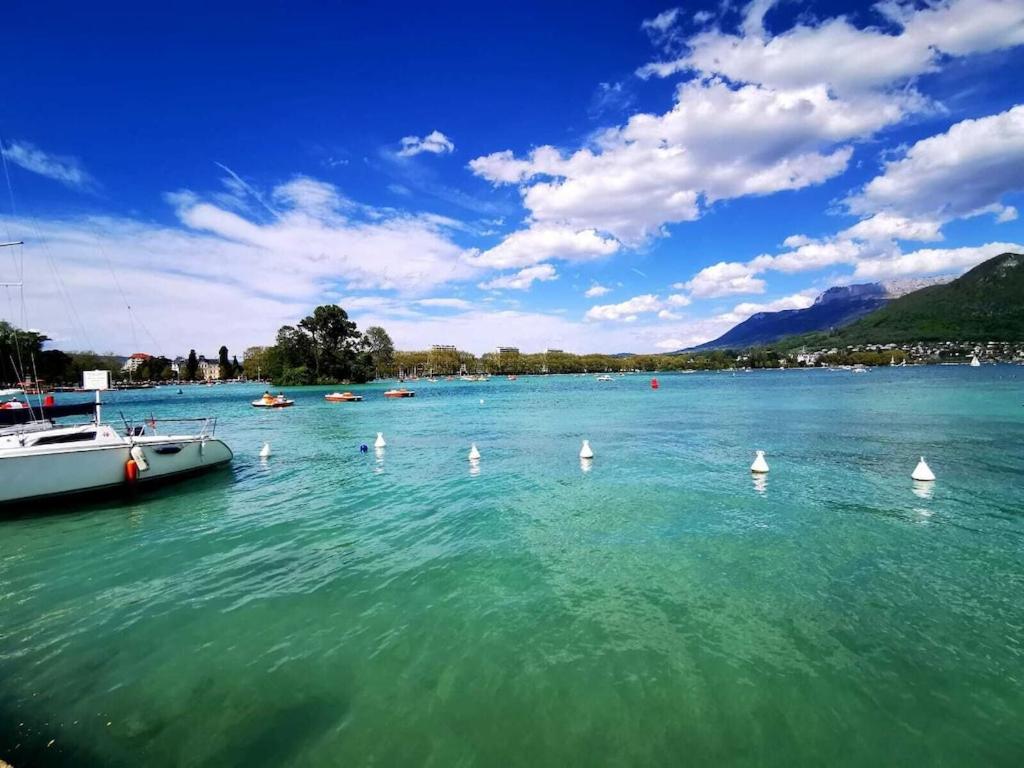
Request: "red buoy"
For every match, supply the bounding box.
[650,378,659,389]
[43,394,55,407]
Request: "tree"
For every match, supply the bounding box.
[363,326,394,378]
[298,305,359,381]
[185,349,198,381]
[0,321,49,385]
[231,355,240,377]
[218,345,230,380]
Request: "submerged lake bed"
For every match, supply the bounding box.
[2,367,1023,766]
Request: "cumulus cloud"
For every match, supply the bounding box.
[678,261,766,298]
[1,140,95,189]
[478,264,558,291]
[584,283,611,298]
[585,294,664,322]
[641,0,1024,93]
[471,77,876,245]
[471,224,619,269]
[851,241,1024,279]
[585,292,691,322]
[846,104,1024,227]
[467,0,1024,275]
[397,130,455,158]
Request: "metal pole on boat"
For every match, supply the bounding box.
[95,389,102,426]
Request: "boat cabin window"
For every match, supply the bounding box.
[32,430,97,446]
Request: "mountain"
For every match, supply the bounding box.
[688,283,892,351]
[782,252,1024,347]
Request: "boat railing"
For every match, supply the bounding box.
[121,415,219,438]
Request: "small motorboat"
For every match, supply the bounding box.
[252,393,295,408]
[325,391,363,402]
[507,375,518,381]
[596,375,613,382]
[383,388,415,398]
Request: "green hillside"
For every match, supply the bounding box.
[779,252,1024,348]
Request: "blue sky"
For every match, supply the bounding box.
[2,0,1023,355]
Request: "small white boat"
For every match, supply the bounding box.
[251,393,295,408]
[324,392,363,402]
[596,375,613,382]
[0,395,231,505]
[970,354,981,367]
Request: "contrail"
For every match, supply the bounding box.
[214,161,279,219]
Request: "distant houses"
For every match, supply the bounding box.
[121,352,151,373]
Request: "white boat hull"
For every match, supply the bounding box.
[0,435,233,505]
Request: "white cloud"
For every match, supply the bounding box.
[642,0,1024,94]
[471,224,619,269]
[397,130,455,158]
[655,337,687,350]
[665,293,691,307]
[1,140,94,189]
[851,241,1024,279]
[416,298,475,310]
[642,8,680,36]
[0,174,492,353]
[714,291,818,325]
[478,264,558,291]
[472,77,874,245]
[840,213,944,243]
[679,261,766,298]
[584,283,611,298]
[847,105,1024,227]
[997,205,1018,223]
[585,294,663,322]
[585,292,689,322]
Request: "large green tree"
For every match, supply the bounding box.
[363,326,395,378]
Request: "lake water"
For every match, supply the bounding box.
[2,367,1023,766]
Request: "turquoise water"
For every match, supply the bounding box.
[2,368,1023,766]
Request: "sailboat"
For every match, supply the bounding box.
[0,240,233,507]
[970,354,982,367]
[0,392,232,505]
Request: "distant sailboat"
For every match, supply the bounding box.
[970,354,981,367]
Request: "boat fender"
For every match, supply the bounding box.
[130,444,150,472]
[125,458,139,483]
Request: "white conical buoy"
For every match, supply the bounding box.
[579,440,594,459]
[374,432,386,449]
[750,450,769,473]
[259,442,271,459]
[912,457,935,482]
[468,443,481,461]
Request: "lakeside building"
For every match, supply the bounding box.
[496,346,519,356]
[121,352,152,373]
[197,357,221,381]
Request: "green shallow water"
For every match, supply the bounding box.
[2,368,1023,766]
